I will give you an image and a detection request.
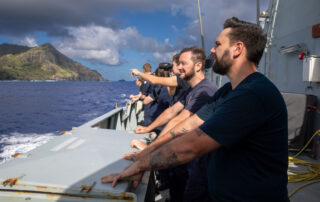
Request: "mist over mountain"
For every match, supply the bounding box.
[0,43,105,81]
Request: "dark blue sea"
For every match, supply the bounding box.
[0,81,137,164]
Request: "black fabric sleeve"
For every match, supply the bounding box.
[196,97,216,122]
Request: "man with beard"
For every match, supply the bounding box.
[101,17,289,202]
[130,47,216,202]
[131,53,190,102]
[132,47,216,139]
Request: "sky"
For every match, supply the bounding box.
[0,0,270,81]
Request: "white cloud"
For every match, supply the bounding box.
[153,51,177,63]
[171,25,178,33]
[169,0,270,53]
[189,35,197,41]
[47,0,270,66]
[15,36,38,47]
[164,38,170,44]
[55,24,176,65]
[55,25,133,65]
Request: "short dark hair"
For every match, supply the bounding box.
[223,17,267,66]
[180,47,206,70]
[172,53,180,64]
[143,63,152,72]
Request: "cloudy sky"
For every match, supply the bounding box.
[0,0,270,81]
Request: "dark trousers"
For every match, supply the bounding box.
[168,164,189,202]
[183,156,212,202]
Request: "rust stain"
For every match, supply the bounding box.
[105,192,134,201]
[11,153,23,158]
[35,185,63,191]
[11,184,64,192]
[45,193,90,200]
[2,177,18,186]
[80,185,92,193]
[45,194,61,199]
[35,185,49,190]
[0,190,135,201]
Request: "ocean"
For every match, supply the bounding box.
[0,81,137,164]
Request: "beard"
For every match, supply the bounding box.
[183,70,195,81]
[212,49,232,75]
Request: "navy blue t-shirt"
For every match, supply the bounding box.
[171,74,190,105]
[179,78,217,114]
[149,85,172,121]
[140,81,152,96]
[141,81,154,126]
[199,72,289,201]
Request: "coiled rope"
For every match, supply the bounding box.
[288,129,320,198]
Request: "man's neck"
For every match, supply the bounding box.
[227,61,258,89]
[187,73,205,88]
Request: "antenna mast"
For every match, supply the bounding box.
[197,0,205,51]
[256,0,260,26]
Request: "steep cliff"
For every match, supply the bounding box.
[0,43,105,81]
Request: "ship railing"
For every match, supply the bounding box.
[91,100,144,131]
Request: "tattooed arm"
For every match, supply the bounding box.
[123,114,204,160]
[157,109,193,137]
[102,128,220,187]
[135,101,184,134]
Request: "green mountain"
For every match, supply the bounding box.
[0,43,105,81]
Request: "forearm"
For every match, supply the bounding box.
[116,144,181,182]
[140,94,146,100]
[158,115,187,137]
[137,114,204,159]
[138,72,155,84]
[146,107,177,131]
[103,128,219,186]
[138,72,177,87]
[135,130,176,159]
[139,128,210,171]
[132,140,147,150]
[158,109,193,137]
[143,96,154,105]
[159,114,203,138]
[167,86,176,96]
[131,93,141,100]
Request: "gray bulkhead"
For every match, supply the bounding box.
[261,0,320,130]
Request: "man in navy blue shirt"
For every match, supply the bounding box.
[136,63,154,126]
[102,17,289,202]
[131,54,190,103]
[126,47,216,158]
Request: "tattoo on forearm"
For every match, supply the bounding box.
[195,128,206,137]
[170,131,176,137]
[181,128,189,133]
[150,150,163,169]
[149,145,180,170]
[167,152,179,168]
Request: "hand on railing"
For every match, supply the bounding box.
[131,97,139,104]
[130,139,147,150]
[123,151,140,161]
[101,171,144,190]
[134,125,150,134]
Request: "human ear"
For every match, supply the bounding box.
[233,42,243,57]
[195,61,203,72]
